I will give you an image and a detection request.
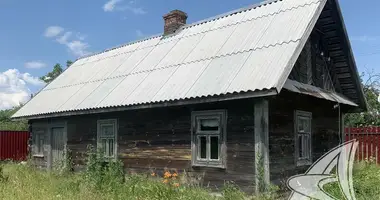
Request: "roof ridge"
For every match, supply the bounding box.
[74,0,283,62]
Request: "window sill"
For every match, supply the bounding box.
[296,160,312,167]
[192,163,226,170]
[32,155,44,158]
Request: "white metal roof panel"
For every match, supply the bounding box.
[13,0,329,118]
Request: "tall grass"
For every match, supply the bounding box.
[323,158,380,199]
[0,146,282,200]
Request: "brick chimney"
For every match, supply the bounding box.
[163,10,188,35]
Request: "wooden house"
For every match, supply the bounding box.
[12,0,367,193]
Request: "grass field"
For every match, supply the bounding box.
[0,156,379,199]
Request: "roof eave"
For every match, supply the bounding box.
[332,0,368,112]
[12,89,278,120]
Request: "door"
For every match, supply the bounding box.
[51,127,65,168]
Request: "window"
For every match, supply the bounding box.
[191,110,227,168]
[97,119,117,159]
[295,110,312,166]
[33,130,45,156]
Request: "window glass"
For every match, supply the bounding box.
[108,139,114,157]
[210,136,219,160]
[199,136,207,159]
[199,119,219,131]
[101,125,114,136]
[298,135,303,158]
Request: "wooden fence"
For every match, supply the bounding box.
[345,127,380,164]
[0,131,30,161]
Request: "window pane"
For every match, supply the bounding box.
[109,139,114,157]
[298,118,305,132]
[101,125,114,137]
[199,136,207,159]
[298,135,303,158]
[210,136,219,160]
[199,119,219,131]
[304,135,310,159]
[102,139,107,155]
[39,138,44,153]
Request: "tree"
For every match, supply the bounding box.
[39,60,73,84]
[40,63,63,84]
[0,106,28,131]
[345,70,380,127]
[66,60,73,68]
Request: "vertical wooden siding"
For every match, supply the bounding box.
[345,127,380,164]
[0,131,29,161]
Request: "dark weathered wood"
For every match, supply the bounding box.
[254,99,269,193]
[268,91,340,187]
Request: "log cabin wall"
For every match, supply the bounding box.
[33,98,258,192]
[289,29,339,92]
[268,91,341,187]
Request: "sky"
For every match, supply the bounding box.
[0,0,379,110]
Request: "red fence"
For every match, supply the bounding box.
[0,131,30,161]
[345,127,380,164]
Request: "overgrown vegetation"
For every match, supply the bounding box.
[323,158,380,199]
[0,147,282,200]
[345,70,380,127]
[0,106,27,131]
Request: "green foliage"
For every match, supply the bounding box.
[345,71,380,127]
[0,146,285,200]
[39,60,73,84]
[323,160,380,200]
[82,145,125,191]
[40,63,63,84]
[222,182,246,200]
[0,105,27,131]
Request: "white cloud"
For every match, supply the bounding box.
[56,31,73,44]
[44,26,64,38]
[0,69,45,110]
[44,26,91,57]
[66,40,91,57]
[103,0,123,12]
[24,61,47,69]
[103,0,146,15]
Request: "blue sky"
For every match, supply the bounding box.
[0,0,379,109]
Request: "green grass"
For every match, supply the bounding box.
[2,159,380,200]
[323,159,380,199]
[0,161,283,200]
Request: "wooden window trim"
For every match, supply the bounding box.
[294,110,312,167]
[191,110,227,169]
[97,119,118,160]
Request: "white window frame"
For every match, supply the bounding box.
[294,110,312,166]
[97,119,118,160]
[191,110,227,169]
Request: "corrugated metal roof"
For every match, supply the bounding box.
[284,79,358,106]
[13,0,328,118]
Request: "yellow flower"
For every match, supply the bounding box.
[173,183,180,187]
[162,179,169,184]
[151,172,156,177]
[172,173,178,177]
